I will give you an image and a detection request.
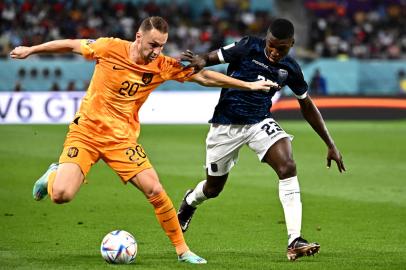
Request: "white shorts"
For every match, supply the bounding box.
[206,118,292,176]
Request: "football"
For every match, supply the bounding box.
[100,230,137,264]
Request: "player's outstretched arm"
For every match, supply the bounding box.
[10,39,82,59]
[189,69,278,91]
[298,95,346,173]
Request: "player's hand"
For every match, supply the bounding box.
[181,50,206,74]
[249,80,280,92]
[10,46,32,59]
[327,145,346,173]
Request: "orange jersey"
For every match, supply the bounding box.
[74,37,192,145]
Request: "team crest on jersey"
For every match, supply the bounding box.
[277,69,288,84]
[67,147,79,158]
[142,73,153,85]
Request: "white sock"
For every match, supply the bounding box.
[279,176,302,245]
[186,180,207,207]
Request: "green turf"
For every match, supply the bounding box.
[0,121,405,269]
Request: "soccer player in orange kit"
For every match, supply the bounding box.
[10,16,277,264]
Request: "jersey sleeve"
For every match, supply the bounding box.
[160,56,194,82]
[80,38,112,60]
[218,36,251,64]
[286,61,308,99]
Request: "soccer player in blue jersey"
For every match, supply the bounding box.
[177,18,345,261]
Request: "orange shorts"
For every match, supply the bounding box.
[59,124,152,182]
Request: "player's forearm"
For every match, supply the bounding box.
[299,97,335,148]
[194,70,253,90]
[202,51,221,67]
[29,39,81,55]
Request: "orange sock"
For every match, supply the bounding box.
[47,171,56,198]
[148,191,189,255]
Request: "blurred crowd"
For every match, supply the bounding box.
[306,0,406,59]
[0,0,271,58]
[0,0,405,59]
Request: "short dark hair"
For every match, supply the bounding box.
[139,16,169,33]
[268,18,294,39]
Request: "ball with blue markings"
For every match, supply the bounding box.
[100,230,137,264]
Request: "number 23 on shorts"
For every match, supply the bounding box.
[261,120,283,136]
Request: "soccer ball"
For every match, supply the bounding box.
[100,230,137,264]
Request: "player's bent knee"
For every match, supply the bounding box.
[143,184,164,198]
[276,159,297,179]
[50,190,73,204]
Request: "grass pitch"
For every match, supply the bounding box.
[0,121,405,269]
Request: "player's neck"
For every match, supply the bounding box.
[129,42,146,65]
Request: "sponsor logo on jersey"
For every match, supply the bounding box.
[252,59,269,69]
[136,160,147,166]
[113,65,126,70]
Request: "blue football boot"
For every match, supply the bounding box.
[178,250,207,264]
[33,163,58,201]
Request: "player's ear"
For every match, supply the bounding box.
[135,31,142,41]
[291,38,295,47]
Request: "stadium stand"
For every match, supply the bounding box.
[0,0,405,94]
[305,0,406,59]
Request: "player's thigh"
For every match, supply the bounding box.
[128,168,163,198]
[56,144,99,194]
[53,163,85,196]
[247,118,293,162]
[103,143,154,183]
[262,137,297,179]
[263,137,294,166]
[206,124,246,176]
